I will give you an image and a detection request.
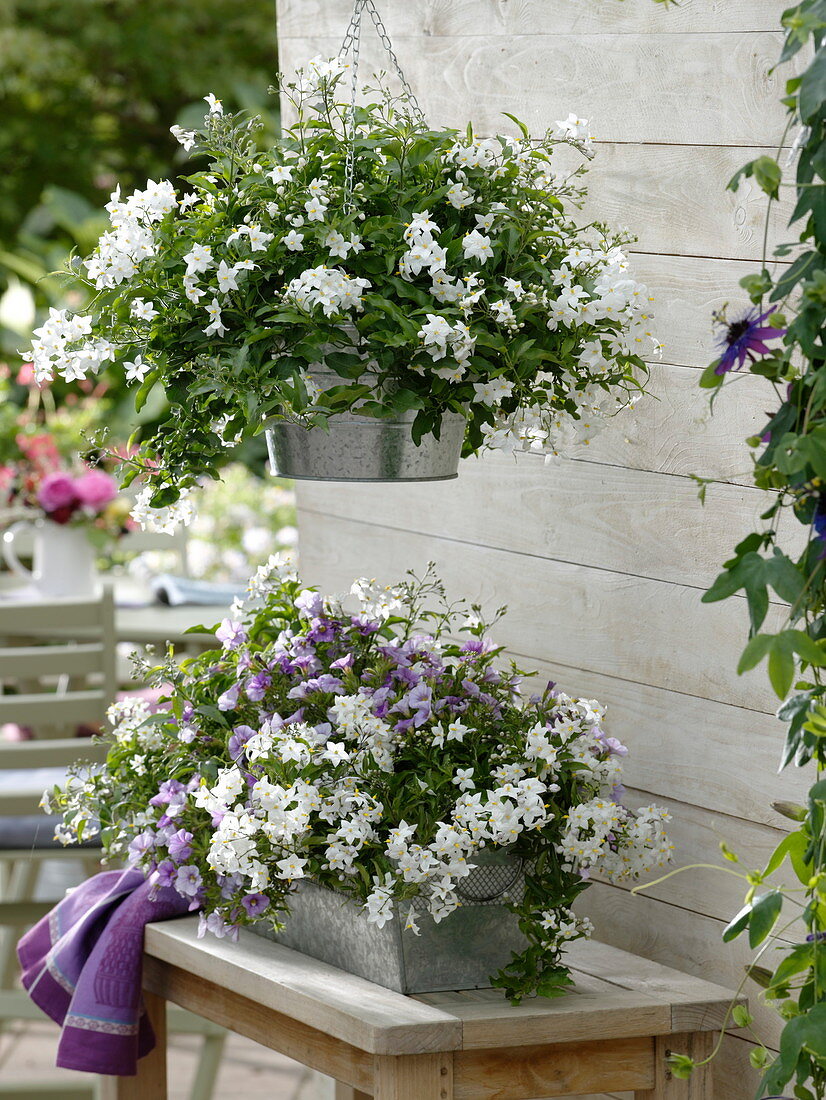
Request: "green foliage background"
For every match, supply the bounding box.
[0,0,278,461]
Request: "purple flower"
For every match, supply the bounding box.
[127,829,156,863]
[151,860,177,888]
[331,652,354,672]
[241,892,270,918]
[149,779,185,807]
[168,828,194,863]
[216,618,248,649]
[174,864,203,898]
[228,723,256,760]
[198,911,238,940]
[217,682,241,711]
[295,589,324,618]
[714,307,786,375]
[246,671,272,701]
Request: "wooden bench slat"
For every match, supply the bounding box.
[419,989,671,1049]
[565,939,742,1031]
[144,920,463,1056]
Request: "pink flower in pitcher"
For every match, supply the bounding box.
[37,472,79,515]
[75,468,118,510]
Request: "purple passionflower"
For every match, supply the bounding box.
[241,892,270,918]
[168,828,194,863]
[216,618,248,649]
[714,307,786,375]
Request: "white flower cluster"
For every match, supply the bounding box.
[349,576,405,620]
[559,799,673,881]
[86,180,177,290]
[284,265,371,317]
[130,486,196,534]
[29,308,114,384]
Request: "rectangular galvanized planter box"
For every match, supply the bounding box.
[252,850,528,993]
[253,881,526,994]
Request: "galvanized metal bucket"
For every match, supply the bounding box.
[264,364,466,483]
[252,849,527,994]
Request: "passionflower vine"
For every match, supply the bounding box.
[714,307,786,375]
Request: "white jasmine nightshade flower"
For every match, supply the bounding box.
[503,277,525,300]
[281,229,304,252]
[216,260,242,294]
[324,230,349,259]
[462,230,493,264]
[170,125,197,151]
[418,314,453,360]
[268,165,293,184]
[307,177,328,197]
[475,211,496,231]
[130,486,195,533]
[452,768,475,791]
[183,275,206,303]
[304,197,328,222]
[473,378,515,406]
[446,182,475,209]
[555,113,594,143]
[130,298,159,321]
[204,298,227,336]
[184,244,213,276]
[490,299,516,327]
[204,93,224,117]
[124,355,150,383]
[283,266,371,317]
[276,854,308,880]
[246,225,274,252]
[179,193,199,212]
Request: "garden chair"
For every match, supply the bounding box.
[0,589,226,1100]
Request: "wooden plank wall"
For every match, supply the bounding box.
[276,2,804,1094]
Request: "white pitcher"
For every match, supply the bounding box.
[2,520,99,598]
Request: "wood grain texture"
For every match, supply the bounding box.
[144,922,462,1055]
[453,1036,655,1098]
[142,956,374,1092]
[574,886,783,1048]
[420,989,672,1048]
[297,508,784,712]
[278,0,788,38]
[557,143,793,263]
[296,450,805,591]
[373,1052,452,1100]
[278,32,791,146]
[635,1032,715,1099]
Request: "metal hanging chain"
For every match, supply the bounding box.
[337,0,426,210]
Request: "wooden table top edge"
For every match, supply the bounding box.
[144,917,739,1060]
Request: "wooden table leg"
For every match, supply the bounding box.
[335,1086,371,1100]
[373,1052,453,1100]
[636,1032,714,1098]
[99,991,168,1100]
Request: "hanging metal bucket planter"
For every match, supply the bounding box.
[264,367,467,483]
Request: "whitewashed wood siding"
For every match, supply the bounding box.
[276,3,803,1093]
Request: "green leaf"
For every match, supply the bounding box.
[737,633,774,674]
[752,155,782,199]
[747,891,783,948]
[769,643,796,698]
[799,44,826,122]
[722,900,753,942]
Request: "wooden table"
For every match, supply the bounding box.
[110,917,739,1099]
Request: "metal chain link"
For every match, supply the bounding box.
[337,0,425,211]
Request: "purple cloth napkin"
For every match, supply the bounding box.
[17,868,189,1076]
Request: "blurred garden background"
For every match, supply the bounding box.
[0,0,296,584]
